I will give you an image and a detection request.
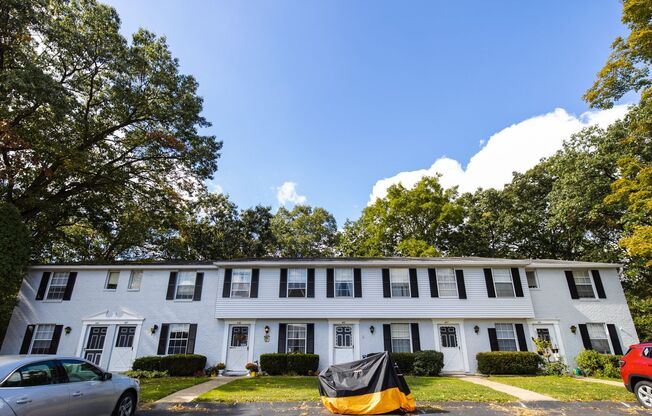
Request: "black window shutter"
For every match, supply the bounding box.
[157,324,170,355]
[306,323,315,354]
[511,268,524,297]
[578,324,592,350]
[382,269,391,298]
[222,269,232,298]
[354,268,362,298]
[456,269,467,299]
[409,269,419,298]
[488,328,499,351]
[278,323,287,353]
[607,324,623,355]
[411,323,421,352]
[166,272,177,300]
[484,269,496,298]
[279,269,288,298]
[20,325,35,354]
[36,272,51,300]
[193,272,204,301]
[250,269,259,298]
[565,271,579,299]
[62,272,77,301]
[326,269,334,298]
[48,325,63,354]
[383,324,392,352]
[592,270,607,299]
[515,324,528,351]
[187,324,198,354]
[307,269,315,298]
[428,269,439,297]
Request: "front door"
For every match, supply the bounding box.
[333,325,355,364]
[83,326,107,366]
[226,325,250,372]
[438,324,464,373]
[108,326,136,372]
[533,324,560,361]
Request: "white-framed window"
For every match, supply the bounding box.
[495,323,518,351]
[175,272,196,300]
[335,269,354,297]
[391,323,412,352]
[287,324,307,353]
[574,270,596,299]
[287,269,307,297]
[525,270,538,289]
[30,324,56,354]
[493,269,515,298]
[46,272,69,300]
[128,270,142,291]
[167,323,190,354]
[437,268,458,297]
[105,271,120,290]
[390,269,410,297]
[231,269,252,298]
[587,323,611,354]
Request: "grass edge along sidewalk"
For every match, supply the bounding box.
[195,375,515,403]
[139,376,210,404]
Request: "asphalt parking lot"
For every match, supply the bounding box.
[138,401,648,415]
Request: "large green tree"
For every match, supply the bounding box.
[1,0,221,258]
[271,205,338,257]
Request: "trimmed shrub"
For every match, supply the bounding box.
[541,359,569,376]
[413,350,444,376]
[132,355,206,376]
[287,354,320,375]
[477,352,543,375]
[576,350,622,378]
[260,353,288,375]
[391,352,416,375]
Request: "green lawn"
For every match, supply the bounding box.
[196,376,514,403]
[139,377,210,403]
[489,376,633,402]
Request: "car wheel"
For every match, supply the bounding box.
[635,380,652,409]
[113,391,136,416]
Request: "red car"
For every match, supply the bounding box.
[621,342,652,408]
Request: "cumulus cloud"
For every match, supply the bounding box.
[277,181,307,205]
[369,105,630,204]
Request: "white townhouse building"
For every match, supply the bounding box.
[0,257,639,375]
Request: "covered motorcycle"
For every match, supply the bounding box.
[318,352,416,414]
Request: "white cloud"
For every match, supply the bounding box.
[276,181,307,205]
[369,105,630,204]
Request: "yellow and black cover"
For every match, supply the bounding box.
[318,351,416,414]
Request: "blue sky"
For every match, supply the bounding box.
[105,0,628,224]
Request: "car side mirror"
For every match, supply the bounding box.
[102,372,113,381]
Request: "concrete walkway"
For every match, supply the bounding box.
[154,376,243,404]
[574,377,624,387]
[460,376,557,402]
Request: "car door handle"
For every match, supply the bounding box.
[72,391,83,397]
[16,398,32,404]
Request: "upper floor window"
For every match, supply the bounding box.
[391,323,411,352]
[105,271,119,290]
[437,269,458,298]
[287,324,307,353]
[526,271,538,289]
[335,269,354,297]
[231,269,252,298]
[167,323,190,354]
[287,269,307,297]
[574,270,596,298]
[175,272,196,300]
[128,270,142,291]
[587,323,611,354]
[390,269,410,297]
[495,323,517,351]
[493,269,515,298]
[46,272,69,300]
[30,324,56,354]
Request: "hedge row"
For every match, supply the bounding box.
[132,354,207,376]
[259,353,319,375]
[476,352,543,375]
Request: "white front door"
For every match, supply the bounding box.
[83,326,107,366]
[333,325,355,364]
[438,324,464,373]
[532,324,560,361]
[108,326,136,372]
[226,325,250,372]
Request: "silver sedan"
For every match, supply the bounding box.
[0,355,139,416]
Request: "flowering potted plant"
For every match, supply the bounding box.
[245,362,259,377]
[216,362,226,376]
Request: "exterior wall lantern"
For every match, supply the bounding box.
[474,325,480,334]
[150,324,159,334]
[264,325,270,334]
[264,325,271,342]
[570,325,577,334]
[369,325,375,334]
[64,326,72,335]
